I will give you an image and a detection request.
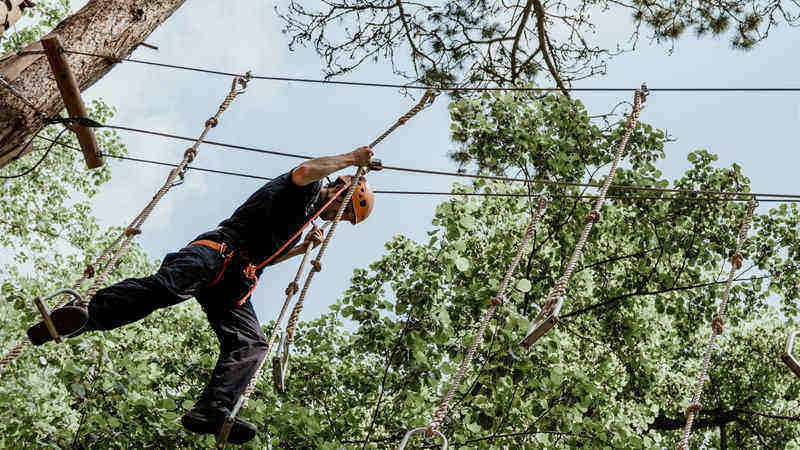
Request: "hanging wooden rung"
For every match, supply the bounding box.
[271,331,290,394]
[781,330,800,378]
[33,296,62,343]
[41,35,103,169]
[519,299,563,349]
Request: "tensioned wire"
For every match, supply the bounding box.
[94,124,800,201]
[55,49,800,93]
[33,135,800,204]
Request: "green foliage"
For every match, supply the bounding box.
[1,6,798,446]
[278,0,799,85]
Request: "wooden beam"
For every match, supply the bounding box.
[1,0,35,35]
[40,35,103,169]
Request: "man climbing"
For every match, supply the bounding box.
[26,145,376,444]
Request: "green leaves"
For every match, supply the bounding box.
[516,279,532,293]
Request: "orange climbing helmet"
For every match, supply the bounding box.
[335,175,374,224]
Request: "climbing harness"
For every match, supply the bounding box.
[519,85,648,349]
[0,73,252,375]
[398,196,548,449]
[677,198,758,449]
[781,330,799,378]
[215,89,437,449]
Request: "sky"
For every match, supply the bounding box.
[52,0,800,325]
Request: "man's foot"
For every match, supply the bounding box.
[26,306,89,346]
[181,400,257,445]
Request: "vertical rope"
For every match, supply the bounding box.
[677,198,757,449]
[239,223,330,403]
[0,74,250,374]
[424,196,548,434]
[520,86,647,349]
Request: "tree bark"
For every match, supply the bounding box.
[0,0,187,169]
[1,0,36,35]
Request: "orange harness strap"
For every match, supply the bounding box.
[188,239,233,287]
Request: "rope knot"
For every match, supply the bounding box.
[124,227,141,237]
[584,211,601,223]
[490,295,505,307]
[685,401,702,417]
[711,316,725,334]
[83,265,95,279]
[285,282,299,296]
[183,148,197,163]
[310,260,322,272]
[730,251,743,270]
[205,117,219,128]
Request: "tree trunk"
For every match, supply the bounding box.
[0,0,187,169]
[720,422,727,449]
[1,0,36,35]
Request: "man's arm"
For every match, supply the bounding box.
[291,146,374,186]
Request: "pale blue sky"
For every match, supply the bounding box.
[67,0,800,323]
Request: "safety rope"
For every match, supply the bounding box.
[420,196,548,440]
[519,85,647,348]
[243,222,330,401]
[0,73,251,375]
[215,89,437,449]
[677,198,758,449]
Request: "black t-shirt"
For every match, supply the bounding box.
[215,170,322,263]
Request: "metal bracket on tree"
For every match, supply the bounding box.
[41,35,103,169]
[781,330,800,378]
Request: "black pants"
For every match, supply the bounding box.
[85,235,266,410]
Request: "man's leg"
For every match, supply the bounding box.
[182,297,266,444]
[28,244,222,345]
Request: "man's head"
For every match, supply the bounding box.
[319,176,374,224]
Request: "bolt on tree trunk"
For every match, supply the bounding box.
[0,0,187,170]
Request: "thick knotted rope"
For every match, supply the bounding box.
[677,198,757,449]
[0,74,250,375]
[422,196,548,436]
[521,85,647,348]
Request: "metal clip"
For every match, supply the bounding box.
[781,330,800,378]
[369,158,383,171]
[170,167,187,187]
[232,71,252,95]
[398,427,448,450]
[272,331,290,394]
[519,297,563,348]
